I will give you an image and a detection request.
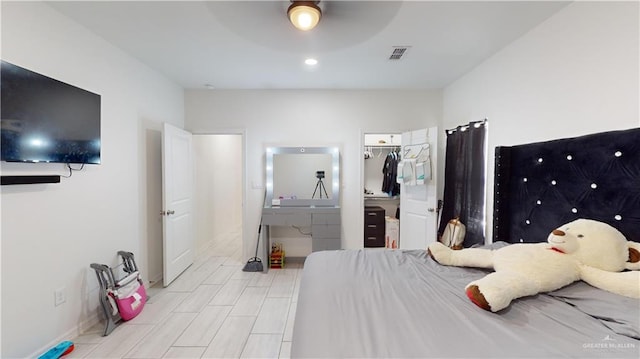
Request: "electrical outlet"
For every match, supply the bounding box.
[54,287,66,306]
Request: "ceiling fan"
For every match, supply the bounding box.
[287,1,322,31]
[205,1,403,52]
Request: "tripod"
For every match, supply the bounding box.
[312,178,329,199]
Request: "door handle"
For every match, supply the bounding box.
[161,210,176,216]
[427,208,435,212]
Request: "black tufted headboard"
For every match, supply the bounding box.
[493,127,640,244]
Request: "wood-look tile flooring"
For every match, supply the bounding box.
[69,232,302,358]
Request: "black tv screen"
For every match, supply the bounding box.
[1,60,101,164]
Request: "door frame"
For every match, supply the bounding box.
[191,129,247,259]
[360,128,440,249]
[359,130,402,247]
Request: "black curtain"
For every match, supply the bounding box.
[438,120,487,247]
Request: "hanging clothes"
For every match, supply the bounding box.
[382,150,400,196]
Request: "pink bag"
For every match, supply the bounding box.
[112,278,146,321]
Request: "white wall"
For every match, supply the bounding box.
[185,90,442,257]
[0,2,184,357]
[193,135,243,251]
[442,1,639,242]
[6,1,634,356]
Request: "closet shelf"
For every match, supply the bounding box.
[365,194,399,200]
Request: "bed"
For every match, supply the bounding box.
[291,128,640,358]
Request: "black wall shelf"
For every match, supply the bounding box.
[1,175,61,186]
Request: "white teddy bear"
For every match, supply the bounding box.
[428,218,640,312]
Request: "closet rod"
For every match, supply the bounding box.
[365,145,400,149]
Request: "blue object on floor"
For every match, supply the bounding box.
[38,341,74,359]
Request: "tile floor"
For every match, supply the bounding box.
[69,232,302,358]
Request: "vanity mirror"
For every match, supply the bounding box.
[266,146,340,207]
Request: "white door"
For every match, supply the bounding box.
[162,123,195,287]
[399,127,438,249]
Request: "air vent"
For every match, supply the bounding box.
[389,46,411,60]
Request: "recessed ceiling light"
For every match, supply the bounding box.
[305,58,318,66]
[204,84,215,89]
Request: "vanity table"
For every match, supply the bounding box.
[262,146,341,269]
[262,205,341,253]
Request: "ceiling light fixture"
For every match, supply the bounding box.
[288,1,322,31]
[305,58,318,66]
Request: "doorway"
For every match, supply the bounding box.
[193,134,244,263]
[362,133,402,248]
[361,129,439,250]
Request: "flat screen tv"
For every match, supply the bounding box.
[1,60,101,164]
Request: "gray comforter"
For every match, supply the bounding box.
[291,247,639,358]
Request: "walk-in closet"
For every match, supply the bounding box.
[363,134,401,248]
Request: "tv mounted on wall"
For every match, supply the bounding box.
[1,60,101,164]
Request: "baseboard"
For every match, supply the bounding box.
[27,313,101,358]
[147,273,163,287]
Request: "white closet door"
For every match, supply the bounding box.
[399,127,438,249]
